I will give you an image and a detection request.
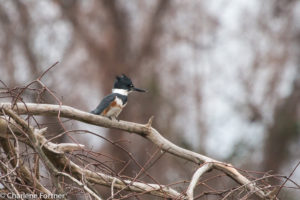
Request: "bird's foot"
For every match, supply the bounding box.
[108,116,119,122]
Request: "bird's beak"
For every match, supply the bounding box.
[132,87,147,92]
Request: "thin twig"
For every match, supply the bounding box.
[57,172,103,200]
[276,160,300,197]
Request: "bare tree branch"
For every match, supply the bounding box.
[0,107,185,199]
[0,136,52,196]
[186,163,213,200]
[1,107,66,196]
[57,172,103,200]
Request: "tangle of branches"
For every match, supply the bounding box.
[0,66,299,199]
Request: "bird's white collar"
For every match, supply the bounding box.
[112,89,128,96]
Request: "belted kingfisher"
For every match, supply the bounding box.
[91,74,146,120]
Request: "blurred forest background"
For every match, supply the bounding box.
[0,0,299,199]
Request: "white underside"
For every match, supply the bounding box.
[103,96,126,118]
[105,106,122,117]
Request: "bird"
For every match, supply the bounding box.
[91,74,146,120]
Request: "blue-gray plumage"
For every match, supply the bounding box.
[91,74,146,119]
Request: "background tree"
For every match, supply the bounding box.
[0,0,299,199]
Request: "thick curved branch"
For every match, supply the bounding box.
[0,103,269,199]
[186,163,213,200]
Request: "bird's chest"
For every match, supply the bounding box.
[105,97,126,117]
[114,97,127,108]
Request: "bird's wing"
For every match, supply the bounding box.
[90,94,117,115]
